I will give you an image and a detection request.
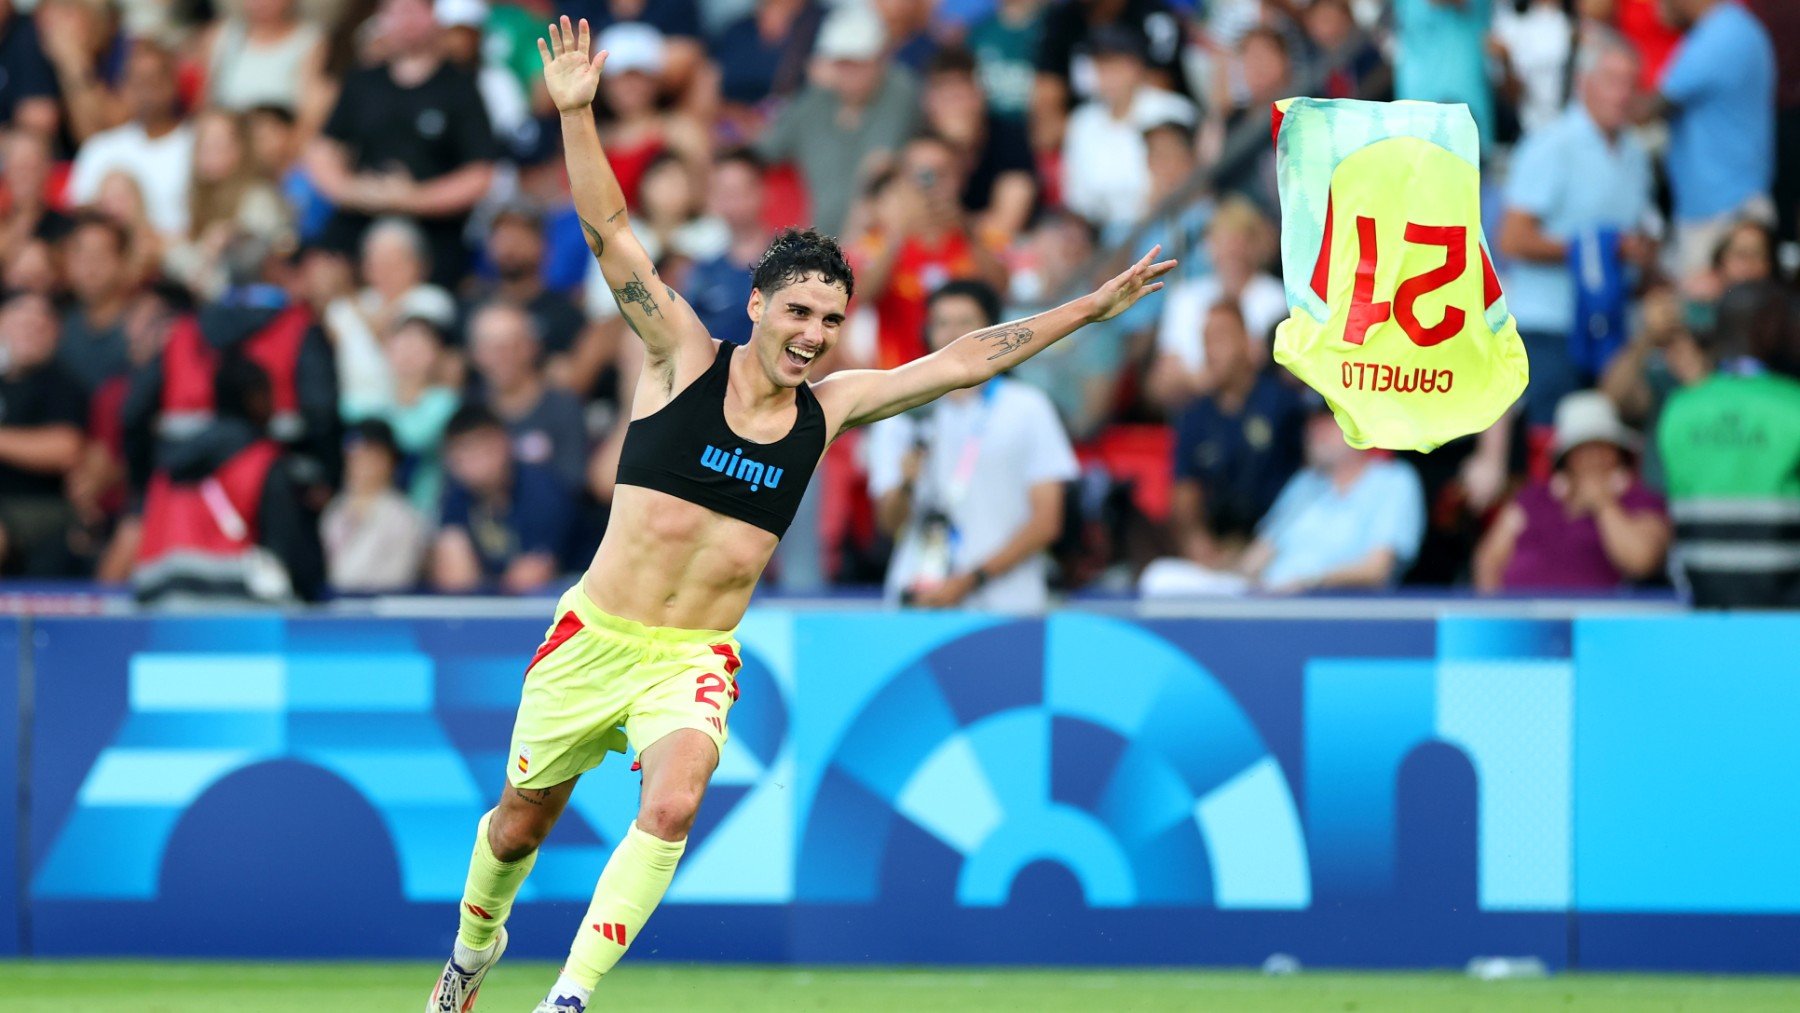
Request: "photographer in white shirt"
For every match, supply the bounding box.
[866,280,1080,612]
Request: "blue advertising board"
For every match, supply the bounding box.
[14,609,1800,971]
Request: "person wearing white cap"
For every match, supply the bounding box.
[425,17,1177,1013]
[435,0,532,146]
[1474,390,1671,592]
[755,2,922,235]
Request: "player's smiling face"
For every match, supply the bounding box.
[748,274,849,387]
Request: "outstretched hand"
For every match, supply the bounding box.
[1086,245,1179,323]
[538,16,607,113]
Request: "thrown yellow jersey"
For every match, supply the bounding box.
[1271,98,1528,452]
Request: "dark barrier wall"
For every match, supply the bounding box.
[8,610,1800,970]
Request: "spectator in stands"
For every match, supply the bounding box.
[1500,31,1655,429]
[378,316,461,516]
[1302,0,1389,102]
[1689,218,1778,301]
[686,148,773,347]
[1149,197,1287,412]
[1141,402,1427,596]
[56,213,138,394]
[164,110,294,302]
[67,41,193,238]
[323,419,428,592]
[137,353,329,604]
[245,105,332,246]
[323,217,457,418]
[758,3,920,236]
[867,280,1078,611]
[431,403,572,593]
[1394,0,1495,152]
[0,0,59,135]
[592,23,711,209]
[856,135,1006,369]
[308,0,498,289]
[1495,0,1578,137]
[921,45,1038,248]
[36,0,123,146]
[1200,26,1289,214]
[3,234,59,297]
[968,0,1045,126]
[709,0,826,132]
[196,0,328,123]
[1,130,67,255]
[558,0,706,102]
[1476,390,1671,591]
[468,301,588,490]
[1658,280,1800,607]
[1007,210,1121,439]
[1600,283,1709,489]
[1060,26,1196,231]
[1746,0,1799,241]
[436,0,534,157]
[0,290,86,576]
[628,151,719,264]
[876,0,939,71]
[1646,0,1778,281]
[468,204,598,392]
[1165,301,1306,569]
[1032,0,1188,153]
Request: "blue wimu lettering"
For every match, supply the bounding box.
[700,445,731,472]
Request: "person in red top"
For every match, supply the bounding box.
[853,133,1006,368]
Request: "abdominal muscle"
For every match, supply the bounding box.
[580,484,779,633]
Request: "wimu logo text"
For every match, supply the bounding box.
[701,445,784,492]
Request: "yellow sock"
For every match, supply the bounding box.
[562,822,686,988]
[456,810,537,951]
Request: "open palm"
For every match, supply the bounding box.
[1089,245,1179,323]
[538,16,607,113]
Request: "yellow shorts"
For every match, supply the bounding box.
[506,584,742,790]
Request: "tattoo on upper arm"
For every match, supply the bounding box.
[578,216,605,260]
[613,272,662,322]
[975,324,1035,361]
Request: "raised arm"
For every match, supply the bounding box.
[817,246,1177,434]
[540,17,709,376]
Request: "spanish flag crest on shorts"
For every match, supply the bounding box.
[1271,98,1528,452]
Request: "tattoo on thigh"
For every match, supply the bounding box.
[513,786,551,806]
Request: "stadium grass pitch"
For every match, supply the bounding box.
[3,962,1799,1011]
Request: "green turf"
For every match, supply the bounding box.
[3,962,1799,1012]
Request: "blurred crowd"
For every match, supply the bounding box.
[0,0,1796,608]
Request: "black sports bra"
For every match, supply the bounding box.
[615,342,828,538]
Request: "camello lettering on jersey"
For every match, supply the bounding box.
[1340,362,1455,394]
[700,445,784,492]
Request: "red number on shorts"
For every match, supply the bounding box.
[1343,216,1469,348]
[694,672,728,710]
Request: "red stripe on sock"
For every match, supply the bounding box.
[526,612,585,677]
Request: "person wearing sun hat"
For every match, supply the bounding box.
[1475,389,1671,592]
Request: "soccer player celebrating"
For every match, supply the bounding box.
[428,17,1175,1012]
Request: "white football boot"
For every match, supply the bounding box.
[425,927,507,1013]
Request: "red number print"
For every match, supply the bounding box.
[1340,217,1469,348]
[1343,215,1391,347]
[694,672,728,710]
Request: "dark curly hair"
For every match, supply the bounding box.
[752,227,855,300]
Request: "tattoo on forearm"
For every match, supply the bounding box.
[975,324,1035,361]
[606,207,625,224]
[578,216,605,260]
[613,272,662,321]
[513,786,551,806]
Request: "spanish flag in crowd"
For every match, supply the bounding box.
[1271,98,1529,452]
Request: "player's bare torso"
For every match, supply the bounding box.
[582,338,843,632]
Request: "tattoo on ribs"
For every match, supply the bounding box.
[976,324,1035,360]
[613,272,662,321]
[578,216,605,260]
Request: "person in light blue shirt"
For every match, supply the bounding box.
[1249,406,1427,592]
[1653,0,1777,278]
[1395,0,1494,154]
[1500,33,1654,426]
